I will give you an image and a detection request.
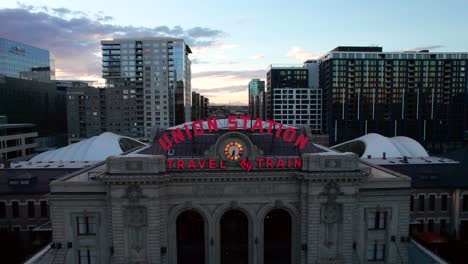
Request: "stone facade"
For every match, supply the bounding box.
[39,128,411,264]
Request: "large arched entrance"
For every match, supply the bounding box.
[176,210,205,264]
[220,210,249,264]
[263,209,292,264]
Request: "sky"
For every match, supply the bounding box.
[1,0,468,105]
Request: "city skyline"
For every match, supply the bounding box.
[1,0,468,104]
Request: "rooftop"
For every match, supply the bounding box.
[0,160,99,169]
[0,167,81,194]
[331,133,431,159]
[102,37,187,42]
[30,132,146,162]
[0,123,36,129]
[331,134,468,189]
[268,64,307,70]
[0,133,148,194]
[332,46,383,52]
[0,37,50,52]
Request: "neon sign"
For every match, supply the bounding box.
[167,157,302,172]
[157,116,310,151]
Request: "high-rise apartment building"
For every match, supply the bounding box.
[191,92,209,121]
[319,46,468,151]
[101,38,192,137]
[257,91,266,119]
[67,85,144,143]
[248,79,265,118]
[0,38,55,81]
[266,61,322,133]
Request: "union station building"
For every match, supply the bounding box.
[33,118,411,264]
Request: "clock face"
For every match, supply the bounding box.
[223,141,244,161]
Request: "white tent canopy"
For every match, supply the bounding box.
[31,132,146,162]
[331,133,429,158]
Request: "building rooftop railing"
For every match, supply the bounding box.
[268,64,306,70]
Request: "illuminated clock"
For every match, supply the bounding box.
[223,141,244,161]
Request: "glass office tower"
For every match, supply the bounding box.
[248,79,265,118]
[0,38,55,81]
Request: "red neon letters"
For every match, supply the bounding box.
[157,116,310,151]
[167,157,302,171]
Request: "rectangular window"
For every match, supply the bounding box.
[441,195,448,211]
[463,195,468,211]
[418,195,425,212]
[78,249,97,264]
[429,195,435,211]
[77,216,97,235]
[428,219,434,232]
[367,211,387,230]
[367,241,386,261]
[28,201,35,218]
[410,196,414,212]
[0,202,5,218]
[40,201,48,218]
[440,219,447,234]
[418,220,424,232]
[12,201,19,218]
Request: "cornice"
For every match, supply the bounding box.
[96,170,368,184]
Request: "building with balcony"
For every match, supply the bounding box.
[67,85,146,142]
[101,38,192,138]
[266,61,322,133]
[191,92,209,121]
[319,46,468,152]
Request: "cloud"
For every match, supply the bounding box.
[192,70,265,79]
[189,42,239,64]
[186,27,225,39]
[193,85,247,94]
[191,69,265,104]
[251,54,265,59]
[287,46,324,62]
[0,5,225,81]
[403,45,444,52]
[191,58,238,65]
[51,7,71,15]
[215,43,239,49]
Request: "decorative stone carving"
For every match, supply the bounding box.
[319,182,344,263]
[125,206,147,227]
[321,204,340,224]
[122,185,146,204]
[322,182,342,202]
[122,185,148,263]
[184,201,193,208]
[275,200,284,208]
[124,206,148,263]
[230,201,239,209]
